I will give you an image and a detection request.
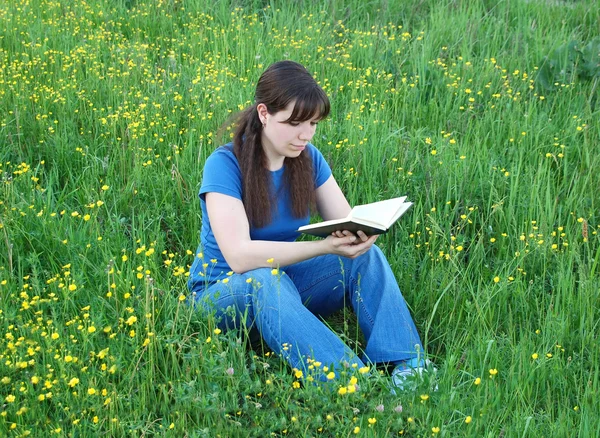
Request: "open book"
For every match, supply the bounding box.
[297,196,413,238]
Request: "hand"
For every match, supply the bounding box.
[325,230,378,259]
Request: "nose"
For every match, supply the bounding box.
[299,123,316,141]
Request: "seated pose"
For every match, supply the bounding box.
[188,60,427,388]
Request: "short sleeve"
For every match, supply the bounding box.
[199,146,242,201]
[308,143,332,188]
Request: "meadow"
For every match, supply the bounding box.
[1,0,599,436]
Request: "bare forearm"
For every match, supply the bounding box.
[229,239,329,273]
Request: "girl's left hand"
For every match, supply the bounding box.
[332,230,378,245]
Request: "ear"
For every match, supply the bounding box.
[256,103,269,124]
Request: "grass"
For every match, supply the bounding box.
[1,0,599,436]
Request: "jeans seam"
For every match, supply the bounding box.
[350,275,376,329]
[252,280,304,370]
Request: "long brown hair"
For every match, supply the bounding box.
[231,61,330,228]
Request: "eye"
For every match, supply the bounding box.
[288,121,300,126]
[310,121,319,126]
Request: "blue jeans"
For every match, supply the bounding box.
[190,246,423,374]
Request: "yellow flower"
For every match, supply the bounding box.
[368,418,376,425]
[68,284,77,291]
[489,368,498,377]
[294,369,303,379]
[430,149,437,155]
[326,371,335,380]
[474,377,481,385]
[493,276,500,283]
[353,426,360,434]
[126,316,137,325]
[5,394,15,403]
[214,328,222,335]
[88,326,96,334]
[359,366,370,374]
[101,185,109,191]
[271,268,279,275]
[68,377,80,387]
[532,353,539,360]
[465,416,472,424]
[266,258,274,264]
[338,386,347,395]
[420,394,429,401]
[88,388,96,395]
[432,426,440,434]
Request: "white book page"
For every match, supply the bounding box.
[350,197,407,228]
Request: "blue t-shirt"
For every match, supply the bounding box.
[187,143,332,290]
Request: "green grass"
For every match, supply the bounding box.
[1,0,599,436]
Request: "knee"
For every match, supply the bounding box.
[245,268,301,303]
[351,244,387,269]
[366,244,386,261]
[243,267,287,290]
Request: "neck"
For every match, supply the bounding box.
[261,136,285,171]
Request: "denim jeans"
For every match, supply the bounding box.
[190,245,423,375]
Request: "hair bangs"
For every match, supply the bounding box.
[284,87,330,123]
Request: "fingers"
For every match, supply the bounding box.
[329,234,376,258]
[332,230,371,241]
[356,230,369,242]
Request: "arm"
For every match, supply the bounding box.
[315,175,379,244]
[206,192,375,273]
[315,175,352,220]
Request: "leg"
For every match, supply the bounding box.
[191,268,366,375]
[285,245,423,365]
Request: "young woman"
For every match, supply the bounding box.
[188,60,428,389]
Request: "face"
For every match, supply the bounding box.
[257,101,320,169]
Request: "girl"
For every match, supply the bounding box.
[188,60,428,390]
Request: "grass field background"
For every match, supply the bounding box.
[1,0,599,436]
